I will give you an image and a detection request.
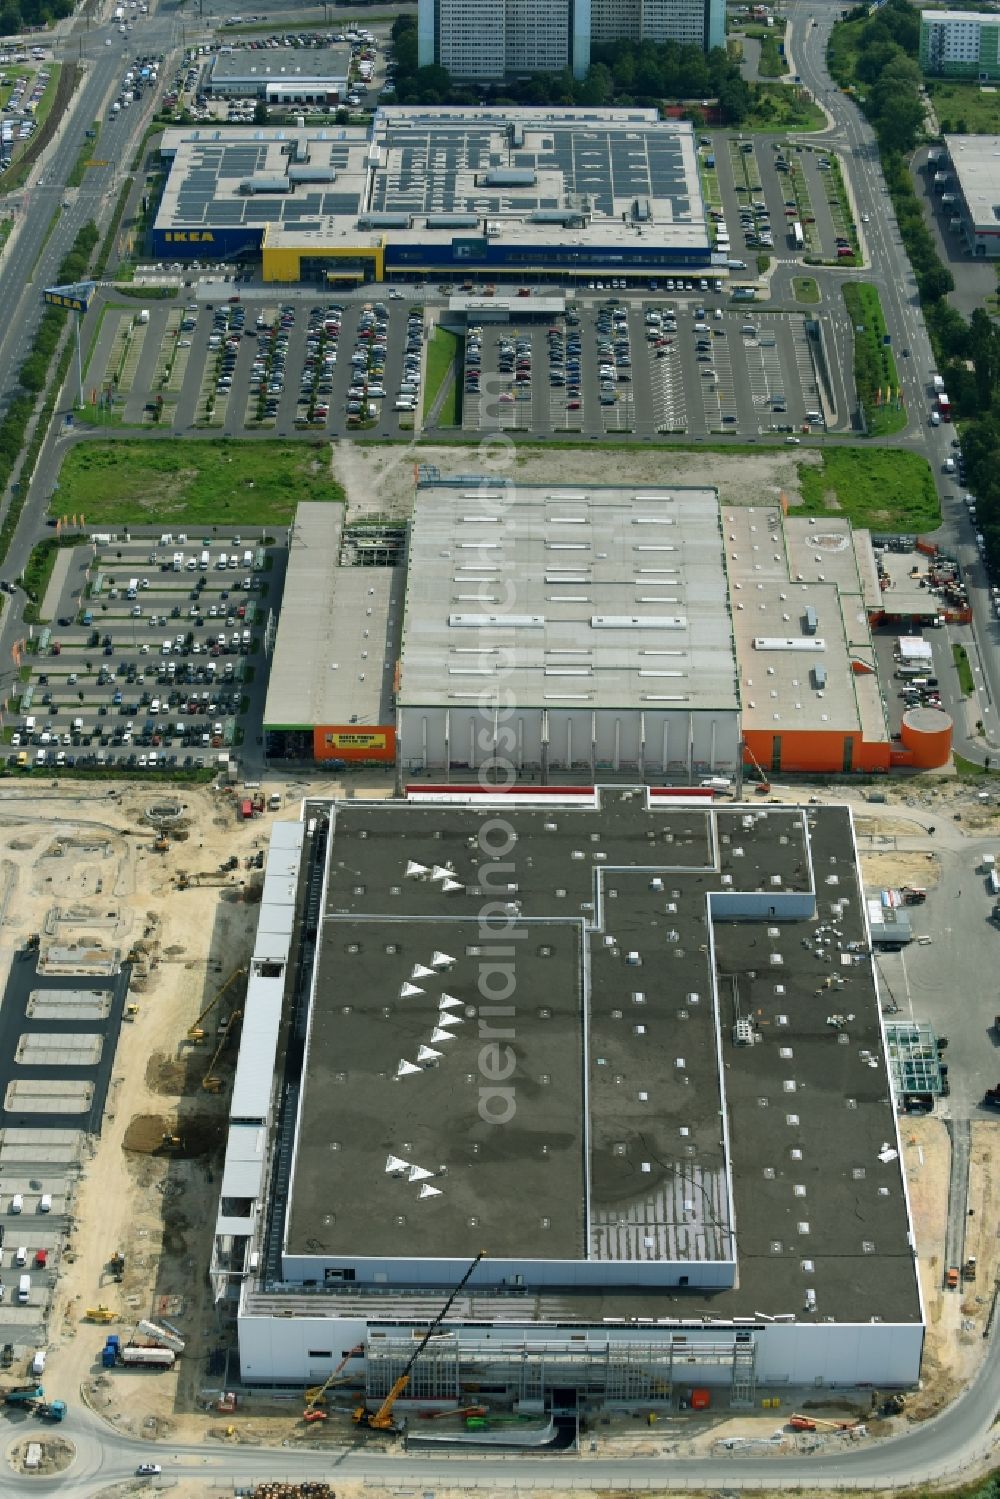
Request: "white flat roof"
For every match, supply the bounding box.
[400,482,738,712]
[724,506,887,744]
[945,134,1000,230]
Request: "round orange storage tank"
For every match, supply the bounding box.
[900,706,953,769]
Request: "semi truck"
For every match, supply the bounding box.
[136,1319,185,1353]
[121,1346,176,1369]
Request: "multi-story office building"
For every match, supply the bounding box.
[919,9,1000,79]
[419,0,591,79]
[590,0,725,52]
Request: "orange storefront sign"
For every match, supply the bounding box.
[314,726,396,762]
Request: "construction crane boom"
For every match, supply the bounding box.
[353,1250,486,1432]
[186,966,247,1043]
[305,1343,367,1409]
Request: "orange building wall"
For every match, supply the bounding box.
[314,725,396,763]
[899,717,952,769]
[742,729,892,776]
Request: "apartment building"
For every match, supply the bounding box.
[419,0,591,78]
[919,9,1000,80]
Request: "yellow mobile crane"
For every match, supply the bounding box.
[353,1250,486,1433]
[302,1343,364,1421]
[186,966,247,1044]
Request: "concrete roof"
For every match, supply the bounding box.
[209,43,351,86]
[263,503,401,731]
[278,794,921,1325]
[399,482,738,713]
[724,506,888,746]
[876,547,944,620]
[945,134,1000,231]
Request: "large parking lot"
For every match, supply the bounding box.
[462,299,828,439]
[83,294,424,439]
[7,534,279,772]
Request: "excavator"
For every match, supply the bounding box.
[301,1343,364,1421]
[353,1250,486,1434]
[186,966,247,1044]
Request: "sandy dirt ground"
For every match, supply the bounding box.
[331,442,822,524]
[0,775,995,1482]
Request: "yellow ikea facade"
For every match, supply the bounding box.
[261,228,385,284]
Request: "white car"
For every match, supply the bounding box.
[137,1464,162,1477]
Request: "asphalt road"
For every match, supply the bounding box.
[10,1304,1000,1495]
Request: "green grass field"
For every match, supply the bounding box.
[53,440,343,525]
[744,83,825,133]
[843,283,906,437]
[794,449,939,532]
[33,61,62,131]
[927,79,1000,134]
[792,277,820,303]
[424,325,462,427]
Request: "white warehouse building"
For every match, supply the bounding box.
[394,478,742,785]
[213,791,924,1412]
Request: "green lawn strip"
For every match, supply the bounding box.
[0,218,12,252]
[21,536,91,624]
[424,325,462,427]
[67,123,101,189]
[757,34,785,78]
[53,440,344,525]
[843,283,905,436]
[33,61,62,130]
[952,753,990,778]
[792,277,820,303]
[953,643,975,697]
[794,449,939,532]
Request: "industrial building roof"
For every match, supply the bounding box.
[158,126,369,237]
[279,794,921,1325]
[724,506,888,747]
[157,107,709,255]
[263,503,401,732]
[945,134,1000,231]
[208,43,351,89]
[398,481,738,713]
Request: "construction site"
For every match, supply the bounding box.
[0,774,993,1489]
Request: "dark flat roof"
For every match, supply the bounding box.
[280,795,921,1324]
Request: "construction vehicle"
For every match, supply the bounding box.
[85,1305,115,1323]
[120,1346,175,1369]
[159,1134,182,1152]
[871,1390,906,1416]
[101,1336,120,1368]
[123,1004,139,1022]
[985,1084,1000,1109]
[153,834,170,853]
[252,791,265,815]
[32,1400,66,1422]
[186,966,247,1044]
[963,1256,977,1283]
[788,1413,859,1432]
[740,738,771,794]
[136,1319,185,1353]
[945,1265,960,1289]
[108,1251,125,1282]
[202,1007,243,1092]
[1,1384,43,1405]
[353,1251,485,1433]
[302,1344,364,1420]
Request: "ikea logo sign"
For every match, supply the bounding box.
[164,231,215,243]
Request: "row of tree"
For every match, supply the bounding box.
[388,16,751,121]
[0,0,71,38]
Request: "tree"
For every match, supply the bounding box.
[253,100,268,125]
